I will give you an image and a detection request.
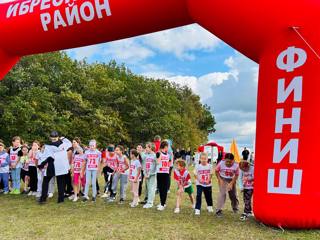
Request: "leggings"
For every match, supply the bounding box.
[28,166,38,192]
[11,167,21,190]
[195,185,213,210]
[157,173,169,206]
[84,170,97,198]
[111,173,128,199]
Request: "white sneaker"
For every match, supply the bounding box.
[207,206,214,213]
[36,192,41,198]
[32,192,38,196]
[48,193,54,198]
[157,205,165,211]
[174,208,180,214]
[130,202,138,208]
[101,193,108,198]
[157,203,162,208]
[143,204,153,209]
[73,196,78,202]
[68,195,75,200]
[28,191,33,196]
[195,209,201,215]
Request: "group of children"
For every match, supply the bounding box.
[0,136,254,221]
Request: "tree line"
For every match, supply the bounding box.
[0,52,215,149]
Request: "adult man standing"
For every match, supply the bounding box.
[241,147,250,161]
[38,131,72,204]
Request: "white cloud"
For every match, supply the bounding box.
[142,24,221,60]
[68,24,221,64]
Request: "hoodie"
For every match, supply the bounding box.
[0,150,10,173]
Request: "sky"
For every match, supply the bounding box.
[66,24,259,150]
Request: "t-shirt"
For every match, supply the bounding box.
[0,151,10,173]
[195,163,213,187]
[129,159,142,182]
[158,152,171,174]
[105,152,118,171]
[174,168,191,188]
[28,150,39,167]
[72,154,85,174]
[85,149,101,171]
[9,147,22,168]
[239,165,254,190]
[143,152,157,176]
[215,160,239,179]
[117,155,129,175]
[20,156,29,171]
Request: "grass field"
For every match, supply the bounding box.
[1,173,320,240]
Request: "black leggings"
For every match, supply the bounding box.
[41,175,65,203]
[103,166,114,194]
[195,185,213,210]
[138,170,144,197]
[157,173,169,206]
[28,166,38,192]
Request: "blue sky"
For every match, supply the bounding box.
[67,24,259,151]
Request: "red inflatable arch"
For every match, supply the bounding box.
[0,0,319,229]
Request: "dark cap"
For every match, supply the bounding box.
[50,131,59,138]
[107,146,115,152]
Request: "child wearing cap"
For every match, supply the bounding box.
[194,152,214,215]
[215,153,240,217]
[173,158,195,214]
[239,160,254,220]
[0,142,10,194]
[83,140,101,202]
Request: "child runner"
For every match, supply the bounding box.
[194,152,214,215]
[101,145,117,199]
[109,145,129,204]
[156,141,172,211]
[215,153,240,217]
[136,144,146,203]
[142,142,157,209]
[83,140,101,202]
[239,160,254,221]
[129,149,142,207]
[9,136,22,194]
[173,158,195,214]
[28,141,39,196]
[0,142,10,194]
[71,147,86,202]
[20,144,30,194]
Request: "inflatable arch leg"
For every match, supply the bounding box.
[254,30,320,228]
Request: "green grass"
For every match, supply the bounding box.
[0,173,320,240]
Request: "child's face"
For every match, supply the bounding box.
[177,164,184,171]
[200,155,208,165]
[0,145,4,151]
[115,147,122,156]
[137,145,143,153]
[32,142,39,151]
[130,153,135,159]
[12,139,20,148]
[240,162,250,171]
[89,144,96,151]
[72,140,79,148]
[22,147,28,155]
[225,159,234,167]
[145,145,151,153]
[162,146,168,153]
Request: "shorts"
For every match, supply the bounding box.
[177,185,194,195]
[73,173,85,187]
[184,185,194,195]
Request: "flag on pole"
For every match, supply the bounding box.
[230,139,241,163]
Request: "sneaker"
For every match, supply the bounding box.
[3,191,9,195]
[82,196,89,202]
[240,213,248,221]
[174,208,180,214]
[92,197,96,202]
[13,189,20,195]
[130,202,138,208]
[157,205,165,211]
[27,191,33,196]
[36,192,41,198]
[32,192,38,196]
[143,203,153,209]
[73,196,78,202]
[101,193,108,198]
[68,195,75,200]
[216,210,223,217]
[119,198,125,204]
[207,206,214,213]
[107,197,115,203]
[195,209,201,215]
[48,193,54,198]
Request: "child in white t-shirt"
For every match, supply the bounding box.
[239,160,254,220]
[129,149,142,208]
